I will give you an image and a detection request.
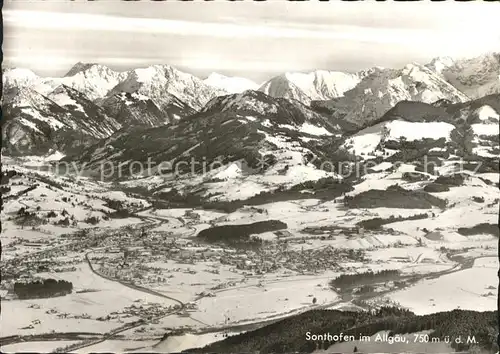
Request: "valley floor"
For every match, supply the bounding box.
[1,158,498,353]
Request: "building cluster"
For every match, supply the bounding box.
[1,253,80,295]
[88,231,367,288]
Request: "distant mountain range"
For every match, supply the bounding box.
[2,52,499,175]
[427,52,500,99]
[258,69,371,105]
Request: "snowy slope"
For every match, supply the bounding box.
[2,68,38,91]
[2,69,55,102]
[57,63,130,100]
[343,120,455,156]
[2,85,122,155]
[66,90,347,201]
[200,90,342,133]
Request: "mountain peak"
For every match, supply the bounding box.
[199,89,337,132]
[206,72,227,81]
[427,56,455,74]
[107,64,223,111]
[260,69,365,104]
[3,67,38,79]
[3,68,39,90]
[65,62,104,77]
[315,63,469,128]
[428,52,500,99]
[204,72,259,94]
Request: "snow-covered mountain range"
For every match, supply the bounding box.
[2,85,122,156]
[3,63,224,111]
[311,63,470,127]
[427,52,500,99]
[2,52,498,157]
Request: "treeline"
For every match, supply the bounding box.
[0,169,15,208]
[330,269,400,289]
[14,279,73,299]
[197,220,287,245]
[423,182,450,193]
[3,184,38,202]
[357,213,429,230]
[104,199,134,218]
[189,308,497,354]
[457,223,499,237]
[344,185,447,209]
[288,177,351,193]
[435,173,466,186]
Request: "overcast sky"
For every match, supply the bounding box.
[3,1,500,82]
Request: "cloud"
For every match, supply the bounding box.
[3,9,496,46]
[5,6,500,60]
[3,3,499,80]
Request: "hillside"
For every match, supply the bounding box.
[191,308,497,354]
[1,86,121,156]
[68,90,344,172]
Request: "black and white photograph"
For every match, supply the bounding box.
[1,1,499,353]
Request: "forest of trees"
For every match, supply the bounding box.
[192,308,497,354]
[457,223,499,237]
[14,279,73,299]
[435,173,466,186]
[423,182,450,193]
[343,187,447,209]
[330,269,401,289]
[357,213,429,230]
[197,220,287,245]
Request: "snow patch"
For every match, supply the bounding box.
[476,105,499,121]
[204,73,259,94]
[213,163,243,180]
[300,122,333,136]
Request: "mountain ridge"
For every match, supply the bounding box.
[3,52,498,159]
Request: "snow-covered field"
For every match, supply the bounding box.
[2,340,81,353]
[73,339,159,354]
[1,263,178,337]
[194,276,338,326]
[345,120,455,156]
[386,256,498,314]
